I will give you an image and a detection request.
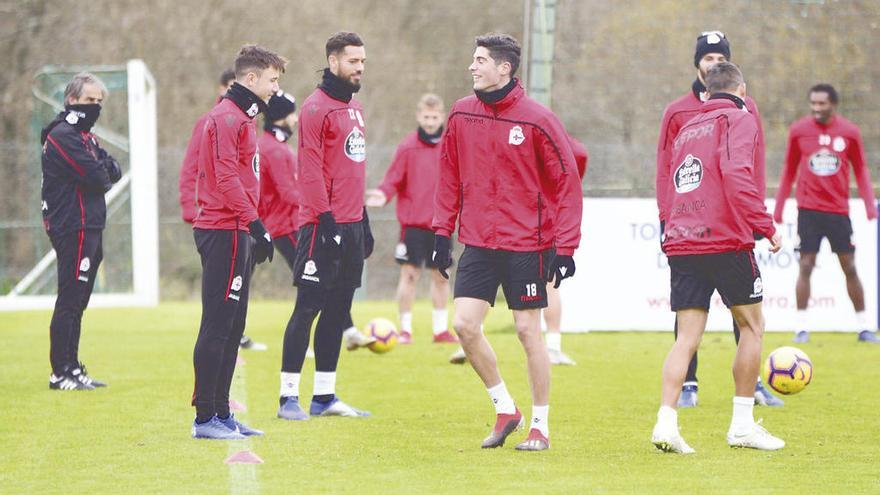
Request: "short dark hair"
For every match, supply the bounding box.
[326,31,364,59]
[219,68,235,86]
[809,83,839,105]
[705,62,744,95]
[234,44,287,78]
[475,33,521,76]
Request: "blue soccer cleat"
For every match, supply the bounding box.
[219,413,264,436]
[677,384,698,408]
[310,397,371,417]
[192,416,246,440]
[858,330,880,343]
[754,381,784,407]
[277,396,310,421]
[792,331,810,344]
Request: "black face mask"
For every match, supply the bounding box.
[64,103,102,131]
[418,125,443,145]
[319,68,359,103]
[226,82,268,119]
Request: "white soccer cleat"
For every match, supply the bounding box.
[449,347,467,364]
[548,349,576,366]
[343,328,376,351]
[727,420,785,451]
[651,422,695,454]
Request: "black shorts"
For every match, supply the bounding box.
[454,245,554,310]
[797,208,854,254]
[669,251,763,311]
[293,222,364,289]
[395,226,442,268]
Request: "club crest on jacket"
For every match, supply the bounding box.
[674,154,703,193]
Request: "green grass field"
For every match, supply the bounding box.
[2,300,878,494]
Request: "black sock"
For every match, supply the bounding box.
[313,394,335,403]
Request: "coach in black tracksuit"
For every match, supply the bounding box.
[41,73,121,391]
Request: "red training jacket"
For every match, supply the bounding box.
[378,130,441,231]
[773,114,877,222]
[192,98,260,231]
[257,129,300,237]
[433,81,583,256]
[657,89,766,223]
[178,112,209,223]
[297,88,366,226]
[661,98,775,256]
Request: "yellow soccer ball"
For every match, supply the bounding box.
[762,346,813,395]
[364,318,398,354]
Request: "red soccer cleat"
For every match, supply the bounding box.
[515,428,550,451]
[481,408,523,448]
[432,330,460,344]
[398,331,413,345]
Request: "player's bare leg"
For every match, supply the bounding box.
[838,253,878,342]
[430,270,456,342]
[727,302,785,450]
[396,264,420,343]
[544,283,574,365]
[513,308,551,451]
[793,252,816,343]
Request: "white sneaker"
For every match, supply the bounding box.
[727,420,785,451]
[548,348,576,366]
[343,328,375,351]
[651,422,695,454]
[449,347,467,364]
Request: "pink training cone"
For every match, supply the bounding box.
[229,399,247,412]
[225,451,264,464]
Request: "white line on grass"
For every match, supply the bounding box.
[229,355,260,495]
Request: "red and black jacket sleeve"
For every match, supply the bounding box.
[773,127,801,223]
[655,106,675,224]
[178,115,205,223]
[539,117,582,256]
[297,104,331,218]
[721,115,775,240]
[433,115,461,238]
[378,143,409,202]
[209,116,259,224]
[44,125,112,193]
[848,128,878,220]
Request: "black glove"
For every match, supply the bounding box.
[103,157,122,184]
[317,211,342,260]
[248,219,273,264]
[362,207,374,259]
[432,235,453,279]
[545,254,575,288]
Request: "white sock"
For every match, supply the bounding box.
[400,312,413,334]
[531,405,549,437]
[657,405,678,430]
[855,310,870,332]
[280,372,300,398]
[342,326,359,338]
[545,332,562,352]
[431,309,448,335]
[313,371,336,396]
[486,381,516,415]
[796,309,809,333]
[730,396,755,433]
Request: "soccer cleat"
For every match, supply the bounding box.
[219,413,264,436]
[857,330,880,343]
[239,335,268,351]
[754,381,784,407]
[76,362,106,388]
[449,347,467,364]
[548,348,576,366]
[398,331,413,345]
[481,409,523,448]
[677,384,698,408]
[49,372,94,391]
[432,330,459,344]
[343,329,376,351]
[309,397,371,417]
[727,420,785,451]
[651,422,695,454]
[515,428,550,451]
[277,396,310,421]
[792,331,810,344]
[192,416,246,440]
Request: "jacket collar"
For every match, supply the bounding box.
[701,95,748,113]
[476,78,524,114]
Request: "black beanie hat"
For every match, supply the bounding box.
[694,31,731,68]
[265,90,296,122]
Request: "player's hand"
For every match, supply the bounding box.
[317,211,342,259]
[361,207,374,259]
[432,235,453,279]
[772,208,784,225]
[248,219,274,264]
[103,157,122,184]
[546,254,576,288]
[365,189,387,208]
[768,232,782,253]
[868,209,878,221]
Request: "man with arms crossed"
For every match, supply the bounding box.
[773,83,879,344]
[433,33,582,451]
[652,62,784,454]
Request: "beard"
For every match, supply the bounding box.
[344,72,362,93]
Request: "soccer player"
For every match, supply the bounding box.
[433,33,583,451]
[365,93,458,345]
[190,45,285,440]
[656,31,782,408]
[774,84,879,343]
[179,68,267,351]
[41,72,122,390]
[277,32,374,421]
[652,62,785,454]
